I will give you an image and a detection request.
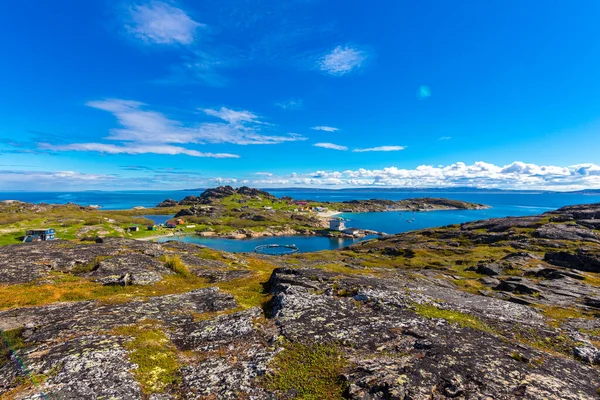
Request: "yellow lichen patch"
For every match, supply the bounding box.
[265,342,348,400]
[414,303,494,333]
[110,320,180,395]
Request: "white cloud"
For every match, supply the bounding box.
[439,136,451,140]
[275,99,303,110]
[254,172,274,177]
[0,169,118,191]
[246,161,600,190]
[202,107,260,125]
[39,99,306,157]
[353,146,406,152]
[319,45,367,76]
[311,126,339,132]
[313,142,348,151]
[125,1,203,45]
[38,143,239,158]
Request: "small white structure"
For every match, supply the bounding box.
[329,218,346,231]
[344,227,361,236]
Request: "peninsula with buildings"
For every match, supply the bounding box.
[0,186,488,245]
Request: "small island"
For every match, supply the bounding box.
[0,186,489,245]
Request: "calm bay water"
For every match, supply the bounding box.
[2,189,600,252]
[156,234,375,253]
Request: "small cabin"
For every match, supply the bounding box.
[177,219,185,225]
[329,218,346,231]
[24,228,56,242]
[147,225,157,231]
[315,206,328,212]
[166,222,177,228]
[127,226,140,232]
[343,227,361,236]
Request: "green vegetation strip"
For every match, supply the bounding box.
[414,303,494,333]
[265,342,348,400]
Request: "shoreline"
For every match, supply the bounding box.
[136,206,490,243]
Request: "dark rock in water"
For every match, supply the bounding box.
[544,249,600,273]
[157,199,178,208]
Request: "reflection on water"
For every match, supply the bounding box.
[156,234,376,253]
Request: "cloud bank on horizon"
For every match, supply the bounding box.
[1,1,600,191]
[2,162,599,192]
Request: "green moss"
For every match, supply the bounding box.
[215,257,277,310]
[111,320,180,394]
[414,303,493,333]
[265,342,348,400]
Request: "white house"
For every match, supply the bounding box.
[343,227,361,236]
[329,218,346,231]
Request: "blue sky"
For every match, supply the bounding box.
[1,0,600,190]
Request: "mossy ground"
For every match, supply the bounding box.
[111,320,180,394]
[414,303,494,333]
[265,342,348,400]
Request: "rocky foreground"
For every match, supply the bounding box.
[1,204,600,399]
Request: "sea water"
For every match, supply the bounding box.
[3,189,600,252]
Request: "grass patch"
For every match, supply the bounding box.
[414,303,493,333]
[510,327,576,357]
[538,305,589,328]
[215,257,278,310]
[452,278,486,294]
[161,255,191,277]
[0,272,211,311]
[265,342,348,400]
[111,320,180,394]
[583,272,600,287]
